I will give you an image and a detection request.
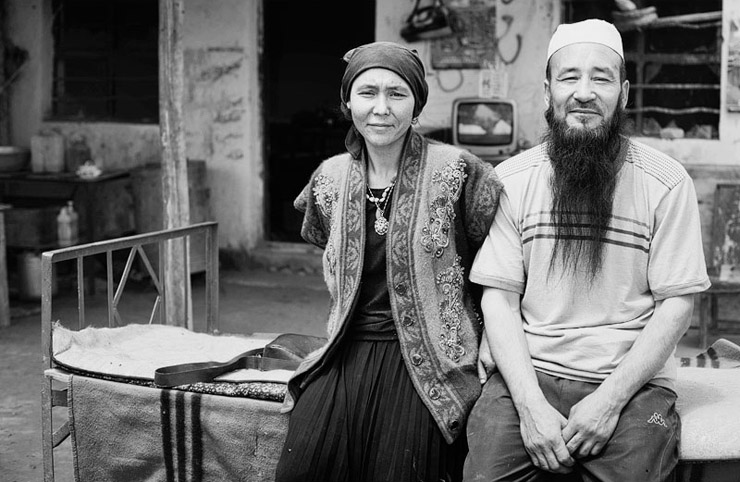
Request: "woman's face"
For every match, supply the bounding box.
[347,68,415,150]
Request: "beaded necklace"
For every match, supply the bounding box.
[365,179,396,236]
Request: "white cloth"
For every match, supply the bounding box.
[52,323,293,384]
[676,367,740,461]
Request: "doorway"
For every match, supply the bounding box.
[263,0,376,242]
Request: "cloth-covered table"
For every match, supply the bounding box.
[53,323,294,481]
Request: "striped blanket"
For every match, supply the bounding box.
[69,374,289,481]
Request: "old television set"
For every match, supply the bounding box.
[451,97,518,164]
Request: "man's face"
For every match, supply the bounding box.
[544,43,628,131]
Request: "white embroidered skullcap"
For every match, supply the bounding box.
[547,19,624,63]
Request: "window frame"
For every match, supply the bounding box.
[561,0,723,140]
[50,0,159,123]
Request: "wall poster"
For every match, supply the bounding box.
[431,4,497,70]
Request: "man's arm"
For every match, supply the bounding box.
[562,294,694,458]
[477,331,496,384]
[482,287,575,474]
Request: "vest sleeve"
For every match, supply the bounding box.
[462,155,504,250]
[293,167,333,249]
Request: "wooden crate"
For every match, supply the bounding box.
[5,206,61,248]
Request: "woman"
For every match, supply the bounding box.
[275,41,502,482]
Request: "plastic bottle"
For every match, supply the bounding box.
[57,201,79,247]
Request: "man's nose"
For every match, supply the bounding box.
[573,78,596,102]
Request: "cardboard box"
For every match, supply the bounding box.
[5,206,60,248]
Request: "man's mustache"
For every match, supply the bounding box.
[566,101,602,114]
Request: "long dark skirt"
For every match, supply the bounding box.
[274,337,467,482]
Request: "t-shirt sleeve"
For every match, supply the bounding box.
[469,189,526,293]
[648,177,711,300]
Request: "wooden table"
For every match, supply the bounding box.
[0,170,134,294]
[0,170,132,246]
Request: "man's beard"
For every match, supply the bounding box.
[542,99,627,281]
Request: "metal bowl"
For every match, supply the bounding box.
[0,146,31,172]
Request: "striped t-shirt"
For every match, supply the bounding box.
[470,140,711,389]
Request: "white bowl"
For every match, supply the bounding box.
[0,146,31,172]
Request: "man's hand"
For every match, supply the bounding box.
[561,390,621,458]
[477,332,496,384]
[519,400,575,474]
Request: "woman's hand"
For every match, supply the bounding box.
[477,331,496,384]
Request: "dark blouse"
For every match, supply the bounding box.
[348,187,397,340]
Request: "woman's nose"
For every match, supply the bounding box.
[373,96,390,115]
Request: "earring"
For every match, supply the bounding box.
[411,117,419,125]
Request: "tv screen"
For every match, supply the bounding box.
[451,97,518,163]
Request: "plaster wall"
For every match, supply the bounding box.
[5,0,162,170]
[182,0,263,251]
[377,0,557,149]
[376,0,740,262]
[378,0,740,165]
[4,0,162,170]
[4,0,262,251]
[35,123,161,170]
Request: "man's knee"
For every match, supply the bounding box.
[579,384,680,482]
[464,374,534,481]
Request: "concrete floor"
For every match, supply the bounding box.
[1,266,738,482]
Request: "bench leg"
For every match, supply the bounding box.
[677,462,703,482]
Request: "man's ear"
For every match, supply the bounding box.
[544,80,551,108]
[620,80,630,109]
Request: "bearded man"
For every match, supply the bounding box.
[463,19,710,482]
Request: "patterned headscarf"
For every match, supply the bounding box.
[340,41,428,118]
